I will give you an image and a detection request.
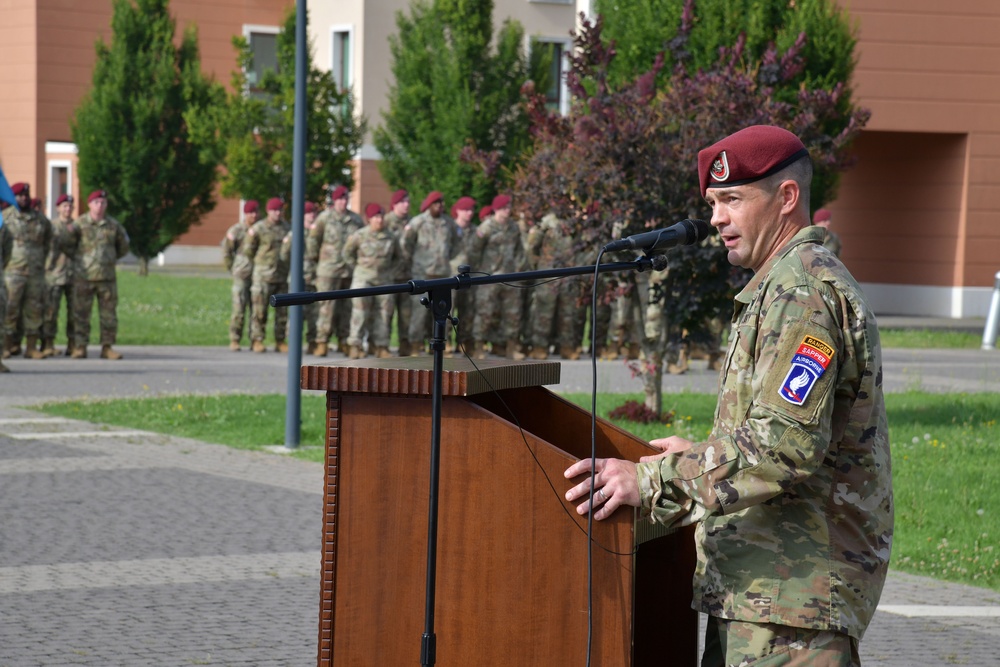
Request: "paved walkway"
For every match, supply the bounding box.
[1,342,999,665]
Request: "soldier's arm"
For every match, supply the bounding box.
[116,223,130,259]
[243,227,260,260]
[635,278,843,528]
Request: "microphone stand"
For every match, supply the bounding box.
[270,253,668,667]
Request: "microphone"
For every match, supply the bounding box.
[603,219,712,253]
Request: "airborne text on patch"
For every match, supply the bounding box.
[779,336,835,406]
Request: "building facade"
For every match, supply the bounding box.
[2,0,998,316]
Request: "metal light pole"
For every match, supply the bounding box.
[283,0,308,448]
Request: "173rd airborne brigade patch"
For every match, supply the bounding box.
[779,336,835,406]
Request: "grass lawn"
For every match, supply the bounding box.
[36,389,1000,591]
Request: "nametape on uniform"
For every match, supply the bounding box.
[779,336,835,406]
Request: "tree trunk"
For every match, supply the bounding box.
[138,256,149,276]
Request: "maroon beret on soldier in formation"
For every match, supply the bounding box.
[88,189,107,203]
[813,208,832,224]
[329,185,349,201]
[478,205,493,221]
[391,189,408,206]
[365,202,384,218]
[420,190,443,213]
[12,182,29,196]
[304,201,318,214]
[243,200,259,214]
[491,194,511,210]
[56,194,73,206]
[266,197,283,211]
[454,196,476,212]
[697,125,810,198]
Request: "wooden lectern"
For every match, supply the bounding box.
[302,357,697,666]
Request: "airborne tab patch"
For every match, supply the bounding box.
[779,336,835,406]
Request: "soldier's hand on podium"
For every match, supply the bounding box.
[564,457,640,520]
[641,436,693,462]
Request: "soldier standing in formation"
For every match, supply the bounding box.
[449,196,477,353]
[308,185,362,357]
[813,208,842,257]
[0,206,11,372]
[244,198,291,353]
[525,212,585,360]
[342,203,400,359]
[400,191,461,355]
[383,189,412,355]
[3,182,52,360]
[469,194,526,360]
[72,190,130,360]
[301,200,320,353]
[222,200,258,351]
[42,194,78,357]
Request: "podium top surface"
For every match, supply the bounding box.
[301,356,561,396]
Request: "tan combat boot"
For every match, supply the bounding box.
[559,345,581,361]
[40,338,56,358]
[348,345,363,359]
[508,343,526,361]
[491,342,506,357]
[71,345,87,359]
[397,341,411,357]
[306,341,315,355]
[229,340,241,352]
[313,341,328,357]
[24,337,45,360]
[528,347,548,360]
[100,345,123,360]
[0,359,9,373]
[375,346,392,359]
[251,340,266,353]
[64,342,75,357]
[337,341,350,356]
[275,341,289,353]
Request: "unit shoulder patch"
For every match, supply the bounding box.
[778,335,835,406]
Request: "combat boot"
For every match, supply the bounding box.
[251,340,266,353]
[64,342,75,357]
[229,340,241,352]
[472,341,489,360]
[559,345,581,361]
[275,341,289,353]
[337,341,350,356]
[348,345,364,359]
[375,346,392,359]
[0,359,9,373]
[508,343,526,361]
[24,337,45,360]
[398,341,411,357]
[41,338,56,358]
[706,351,724,371]
[313,341,328,357]
[491,342,506,357]
[528,347,548,360]
[100,345,123,360]
[71,345,87,359]
[306,341,315,355]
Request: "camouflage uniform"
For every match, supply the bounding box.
[342,225,400,351]
[469,214,527,351]
[400,211,461,348]
[222,219,253,346]
[308,208,362,348]
[302,216,319,348]
[822,227,843,257]
[524,214,585,356]
[43,216,79,352]
[3,206,52,353]
[0,223,12,371]
[384,210,411,350]
[636,226,893,645]
[72,213,130,350]
[244,218,291,346]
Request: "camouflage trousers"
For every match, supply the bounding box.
[315,276,351,344]
[347,288,393,348]
[529,278,586,349]
[452,287,475,348]
[250,281,288,343]
[73,279,118,347]
[471,283,522,346]
[5,273,46,338]
[229,277,252,343]
[43,282,75,342]
[303,281,318,344]
[393,291,411,345]
[0,280,6,342]
[701,617,860,667]
[407,274,447,347]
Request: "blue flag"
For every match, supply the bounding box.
[0,163,15,210]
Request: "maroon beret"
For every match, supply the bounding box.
[491,194,512,210]
[266,197,283,211]
[11,182,29,196]
[56,194,73,206]
[813,208,832,224]
[478,205,493,221]
[31,198,41,208]
[329,185,349,201]
[420,191,443,213]
[698,125,809,198]
[88,189,108,203]
[454,196,476,212]
[391,189,408,206]
[365,202,385,218]
[243,200,259,214]
[304,201,318,214]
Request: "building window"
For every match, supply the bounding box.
[532,39,570,115]
[245,26,279,93]
[332,28,353,92]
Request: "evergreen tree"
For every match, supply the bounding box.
[212,8,367,204]
[374,0,548,206]
[72,0,225,275]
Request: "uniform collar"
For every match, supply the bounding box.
[735,225,824,305]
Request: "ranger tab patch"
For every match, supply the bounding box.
[779,336,835,406]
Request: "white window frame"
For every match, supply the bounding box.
[242,24,281,92]
[531,37,572,116]
[330,24,355,93]
[44,141,77,219]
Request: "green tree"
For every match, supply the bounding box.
[72,0,224,275]
[374,0,549,206]
[596,0,860,207]
[213,8,367,204]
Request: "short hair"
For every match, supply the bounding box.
[761,155,813,211]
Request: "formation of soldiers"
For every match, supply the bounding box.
[222,186,713,368]
[0,184,130,373]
